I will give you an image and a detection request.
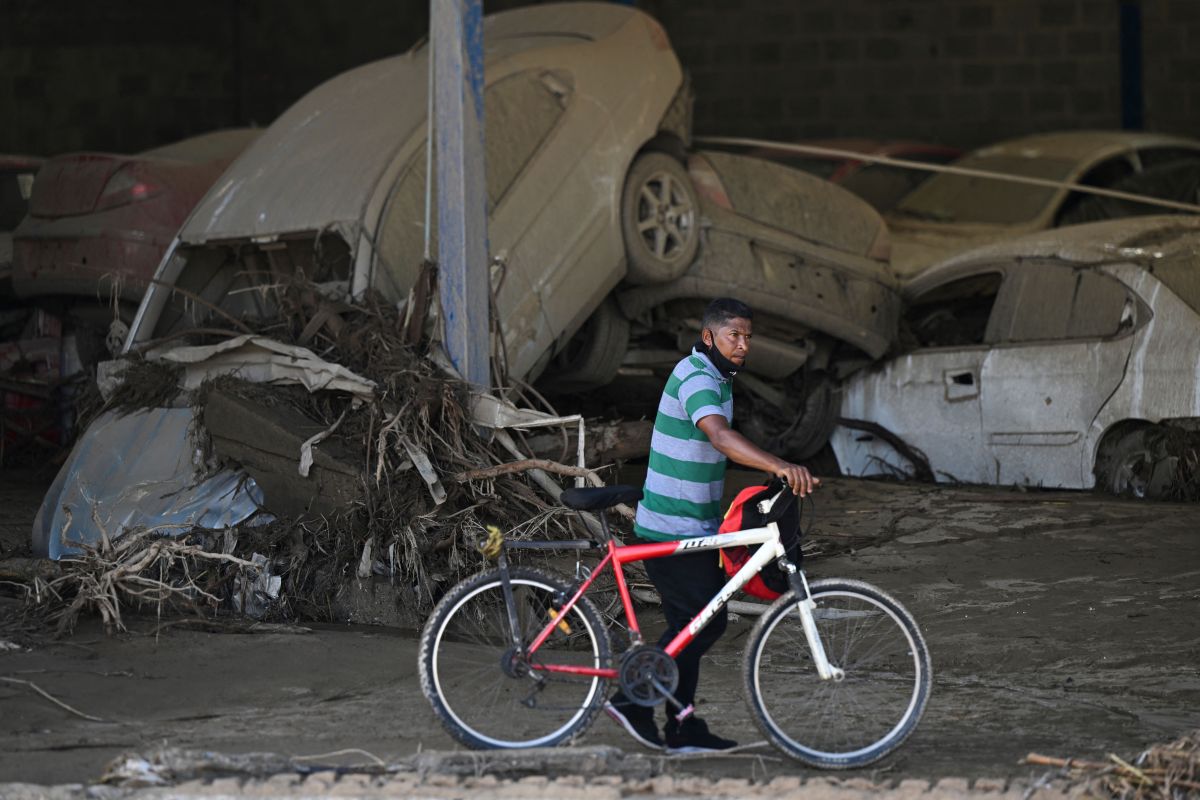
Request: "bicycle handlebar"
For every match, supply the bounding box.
[759,477,799,523]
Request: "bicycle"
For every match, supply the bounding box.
[417,480,932,769]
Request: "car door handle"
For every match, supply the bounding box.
[944,369,979,401]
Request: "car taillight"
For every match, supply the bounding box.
[95,168,161,211]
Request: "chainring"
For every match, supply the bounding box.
[618,645,679,707]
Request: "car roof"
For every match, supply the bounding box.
[178,2,645,246]
[905,214,1200,294]
[967,130,1200,162]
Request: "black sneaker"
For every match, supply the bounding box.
[604,693,664,750]
[663,716,738,753]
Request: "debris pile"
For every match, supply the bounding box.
[21,282,614,631]
[1026,730,1200,799]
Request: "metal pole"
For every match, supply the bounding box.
[431,0,490,388]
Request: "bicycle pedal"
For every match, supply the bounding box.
[674,703,695,723]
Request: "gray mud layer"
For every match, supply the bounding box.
[1,473,1198,790]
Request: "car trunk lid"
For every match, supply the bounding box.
[29,154,130,218]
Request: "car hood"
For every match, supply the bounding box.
[178,2,644,247]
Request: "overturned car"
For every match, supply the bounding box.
[831,215,1200,498]
[123,2,898,459]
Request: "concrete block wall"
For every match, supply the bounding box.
[1,0,1197,158]
[649,0,1199,148]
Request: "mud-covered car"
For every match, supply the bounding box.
[831,215,1200,498]
[737,138,962,213]
[887,131,1200,277]
[12,129,260,358]
[124,3,898,457]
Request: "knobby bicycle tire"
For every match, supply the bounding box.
[743,578,932,768]
[418,566,613,749]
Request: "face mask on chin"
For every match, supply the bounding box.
[697,330,740,380]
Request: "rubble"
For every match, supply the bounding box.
[21,283,619,631]
[1025,730,1200,799]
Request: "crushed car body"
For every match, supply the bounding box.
[121,3,898,452]
[831,215,1200,497]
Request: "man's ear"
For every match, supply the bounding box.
[701,328,713,347]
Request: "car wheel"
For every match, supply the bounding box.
[736,373,840,461]
[620,152,700,285]
[543,298,631,393]
[1095,426,1178,499]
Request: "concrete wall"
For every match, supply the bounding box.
[651,0,1200,147]
[1,0,1196,157]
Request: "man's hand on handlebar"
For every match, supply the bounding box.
[776,464,820,497]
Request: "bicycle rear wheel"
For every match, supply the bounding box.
[743,578,931,768]
[418,566,612,749]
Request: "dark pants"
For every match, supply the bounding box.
[643,548,729,712]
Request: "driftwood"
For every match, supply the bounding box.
[455,458,608,485]
[0,558,62,584]
[0,676,107,722]
[525,420,654,465]
[28,526,261,636]
[836,417,936,483]
[1025,731,1200,796]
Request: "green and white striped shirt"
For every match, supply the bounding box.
[634,349,733,541]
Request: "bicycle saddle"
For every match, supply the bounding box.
[560,485,643,511]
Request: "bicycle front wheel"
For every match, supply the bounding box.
[418,566,612,749]
[743,578,931,768]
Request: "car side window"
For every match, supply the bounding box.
[902,272,1003,349]
[1136,146,1200,170]
[992,264,1130,343]
[1055,155,1137,226]
[484,69,571,209]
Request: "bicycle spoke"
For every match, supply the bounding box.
[744,581,930,768]
[420,569,611,749]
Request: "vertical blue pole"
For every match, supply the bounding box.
[432,0,490,388]
[1119,1,1144,131]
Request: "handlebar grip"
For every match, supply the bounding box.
[759,477,798,523]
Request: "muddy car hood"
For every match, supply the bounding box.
[177,3,645,247]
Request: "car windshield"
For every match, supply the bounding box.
[894,154,1078,225]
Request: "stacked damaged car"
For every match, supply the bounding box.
[832,215,1200,500]
[32,3,900,626]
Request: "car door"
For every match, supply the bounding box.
[979,262,1136,488]
[836,270,1003,484]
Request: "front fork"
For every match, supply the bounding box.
[785,564,845,682]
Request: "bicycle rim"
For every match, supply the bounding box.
[421,569,610,749]
[745,579,931,768]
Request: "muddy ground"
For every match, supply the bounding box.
[1,468,1198,790]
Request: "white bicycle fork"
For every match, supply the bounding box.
[791,569,845,682]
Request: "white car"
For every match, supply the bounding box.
[831,215,1200,498]
[887,131,1200,278]
[123,2,897,458]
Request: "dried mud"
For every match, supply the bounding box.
[1,471,1198,789]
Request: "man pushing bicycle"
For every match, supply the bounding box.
[605,297,819,753]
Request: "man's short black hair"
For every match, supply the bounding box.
[701,297,753,330]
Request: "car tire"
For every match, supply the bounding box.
[620,152,700,285]
[736,373,840,462]
[1095,425,1178,499]
[544,298,631,392]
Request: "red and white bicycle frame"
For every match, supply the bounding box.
[509,491,841,683]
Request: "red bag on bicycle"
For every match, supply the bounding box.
[718,483,802,600]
